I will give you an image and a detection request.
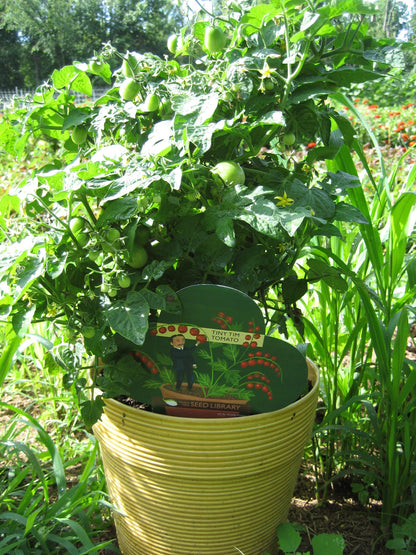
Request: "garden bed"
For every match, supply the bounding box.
[0,387,391,554]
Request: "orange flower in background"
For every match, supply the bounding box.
[409,141,415,147]
[307,142,316,148]
[347,96,416,152]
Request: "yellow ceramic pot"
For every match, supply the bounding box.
[93,359,319,555]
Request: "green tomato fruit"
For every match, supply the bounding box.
[283,133,296,146]
[108,287,118,297]
[122,59,133,78]
[119,78,140,101]
[127,246,148,269]
[71,126,88,145]
[204,26,226,54]
[212,161,245,186]
[69,217,85,235]
[105,228,121,243]
[89,60,103,73]
[160,98,172,119]
[83,326,96,339]
[100,283,110,293]
[122,54,140,78]
[142,93,160,113]
[77,232,89,247]
[88,250,100,262]
[65,327,78,341]
[167,34,178,54]
[118,275,131,288]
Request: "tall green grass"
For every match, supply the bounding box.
[291,93,416,529]
[0,326,119,553]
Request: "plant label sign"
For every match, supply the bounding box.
[114,284,308,418]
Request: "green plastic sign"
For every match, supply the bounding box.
[108,284,308,418]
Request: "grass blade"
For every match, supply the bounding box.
[0,335,22,389]
[0,402,66,496]
[55,517,95,550]
[390,192,416,287]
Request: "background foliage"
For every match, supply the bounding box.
[0,0,184,87]
[0,0,415,88]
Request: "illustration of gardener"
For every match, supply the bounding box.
[170,334,200,391]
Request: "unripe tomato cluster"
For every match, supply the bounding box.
[66,214,150,310]
[167,25,227,57]
[118,55,162,115]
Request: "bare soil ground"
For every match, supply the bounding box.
[288,471,390,554]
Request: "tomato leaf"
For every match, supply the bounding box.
[334,202,369,224]
[216,217,236,247]
[104,291,149,345]
[282,276,308,304]
[97,197,138,226]
[80,397,105,428]
[141,120,173,158]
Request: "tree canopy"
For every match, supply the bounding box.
[0,0,184,88]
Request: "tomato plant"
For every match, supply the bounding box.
[0,2,399,425]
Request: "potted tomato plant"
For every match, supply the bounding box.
[0,2,395,553]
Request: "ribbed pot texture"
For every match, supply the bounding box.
[93,359,319,555]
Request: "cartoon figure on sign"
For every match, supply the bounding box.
[170,334,200,391]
